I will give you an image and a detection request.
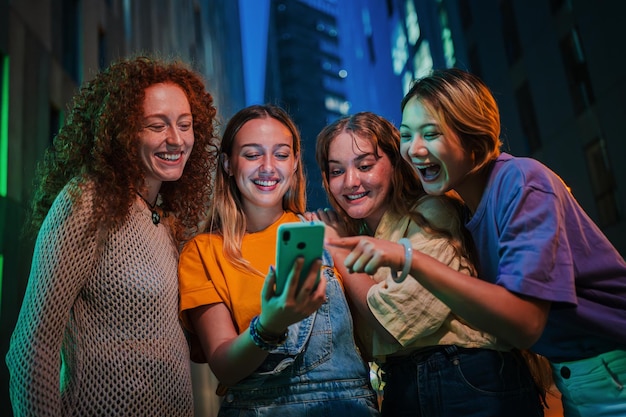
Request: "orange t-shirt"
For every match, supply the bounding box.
[178,211,301,334]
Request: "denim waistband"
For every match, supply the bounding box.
[221,377,374,406]
[381,345,514,365]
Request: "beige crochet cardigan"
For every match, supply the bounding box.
[6,183,193,416]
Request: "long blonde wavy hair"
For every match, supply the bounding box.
[207,104,306,272]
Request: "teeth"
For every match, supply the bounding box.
[346,192,367,200]
[416,163,435,169]
[157,153,181,161]
[254,179,278,187]
[418,163,440,180]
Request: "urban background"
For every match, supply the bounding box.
[1,0,625,415]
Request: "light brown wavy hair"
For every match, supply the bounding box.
[401,68,502,175]
[315,111,476,266]
[208,104,306,272]
[24,55,220,246]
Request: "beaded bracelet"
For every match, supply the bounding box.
[393,238,413,283]
[249,315,288,351]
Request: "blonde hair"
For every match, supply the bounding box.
[208,104,305,272]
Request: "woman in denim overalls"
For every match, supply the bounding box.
[178,104,380,416]
[220,250,378,415]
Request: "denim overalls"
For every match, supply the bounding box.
[219,250,380,417]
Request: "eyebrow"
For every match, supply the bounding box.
[400,122,437,130]
[240,143,292,150]
[328,152,375,164]
[143,112,193,120]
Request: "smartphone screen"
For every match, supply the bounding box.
[275,222,325,295]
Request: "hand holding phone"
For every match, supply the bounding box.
[275,222,325,296]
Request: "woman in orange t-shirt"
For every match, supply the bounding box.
[178,104,380,416]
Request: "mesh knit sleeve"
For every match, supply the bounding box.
[6,183,99,417]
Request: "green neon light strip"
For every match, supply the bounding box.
[0,56,8,315]
[1,55,9,197]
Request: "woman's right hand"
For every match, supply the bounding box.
[326,235,406,275]
[259,257,327,335]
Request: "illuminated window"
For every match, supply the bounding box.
[325,95,350,115]
[441,28,455,68]
[391,23,408,75]
[438,5,456,68]
[413,40,433,80]
[405,0,420,45]
[316,21,338,37]
[402,71,414,96]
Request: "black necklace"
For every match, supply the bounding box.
[136,192,160,225]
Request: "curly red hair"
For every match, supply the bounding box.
[26,55,220,245]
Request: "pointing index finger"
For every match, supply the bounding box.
[325,236,361,249]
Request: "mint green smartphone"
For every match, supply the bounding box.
[275,222,325,296]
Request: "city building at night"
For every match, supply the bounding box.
[1,1,624,415]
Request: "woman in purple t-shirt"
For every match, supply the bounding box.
[328,68,626,417]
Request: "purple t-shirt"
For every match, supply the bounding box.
[466,153,626,361]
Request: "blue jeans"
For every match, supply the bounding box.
[218,250,380,417]
[379,346,544,417]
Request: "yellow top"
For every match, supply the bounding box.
[179,211,300,333]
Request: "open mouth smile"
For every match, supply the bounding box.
[416,163,441,181]
[156,152,183,161]
[345,191,368,201]
[253,179,279,187]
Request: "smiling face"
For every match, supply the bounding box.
[138,82,194,197]
[399,96,474,197]
[223,117,298,219]
[327,132,392,232]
